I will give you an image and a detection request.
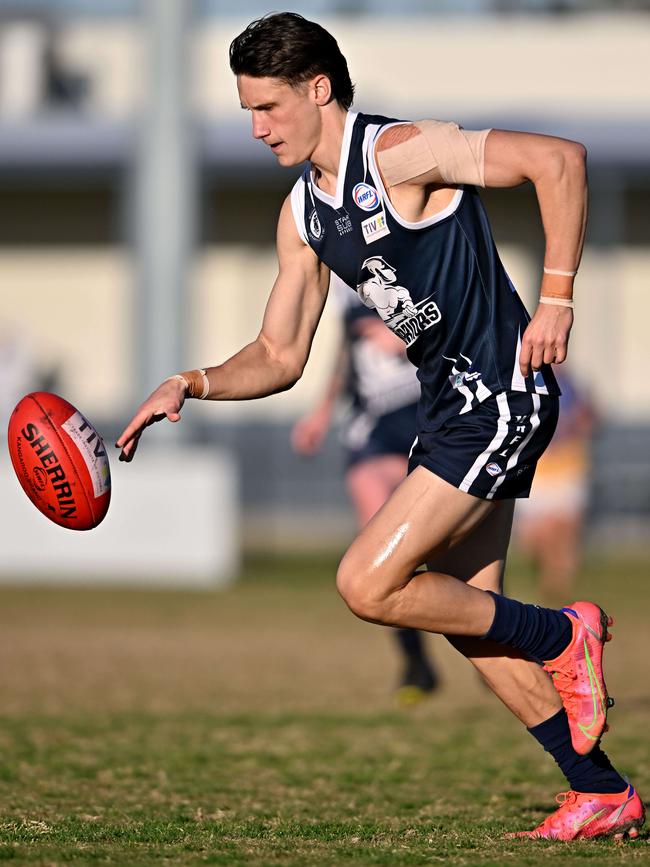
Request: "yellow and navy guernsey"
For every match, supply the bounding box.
[290,111,560,438]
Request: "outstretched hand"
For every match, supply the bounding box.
[519,303,573,378]
[291,406,331,456]
[116,376,187,462]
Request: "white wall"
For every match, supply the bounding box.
[0,447,240,587]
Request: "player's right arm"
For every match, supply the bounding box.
[116,197,330,461]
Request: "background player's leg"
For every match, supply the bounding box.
[346,456,438,699]
[346,455,409,527]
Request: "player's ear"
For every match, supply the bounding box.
[311,74,332,106]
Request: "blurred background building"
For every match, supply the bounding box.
[1,0,649,567]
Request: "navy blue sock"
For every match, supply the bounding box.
[483,591,573,662]
[528,708,626,794]
[395,628,426,661]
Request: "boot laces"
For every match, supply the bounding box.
[544,658,579,715]
[534,791,580,833]
[555,791,579,807]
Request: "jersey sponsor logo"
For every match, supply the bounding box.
[486,462,502,477]
[352,182,380,212]
[335,207,353,236]
[361,211,390,244]
[356,256,441,347]
[308,208,323,241]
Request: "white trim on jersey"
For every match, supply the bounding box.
[367,122,464,230]
[289,177,309,245]
[486,393,541,500]
[458,392,511,493]
[329,272,356,313]
[510,328,526,391]
[311,110,358,210]
[361,123,380,181]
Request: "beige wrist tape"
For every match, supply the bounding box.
[174,369,210,399]
[544,267,577,277]
[376,120,491,188]
[539,296,574,309]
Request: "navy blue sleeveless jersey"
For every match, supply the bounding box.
[290,111,559,437]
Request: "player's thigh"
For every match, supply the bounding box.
[337,465,497,606]
[346,455,409,526]
[427,498,515,594]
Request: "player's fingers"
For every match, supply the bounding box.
[519,343,532,378]
[115,410,151,448]
[543,344,556,366]
[529,343,545,373]
[553,343,568,364]
[166,412,181,423]
[118,432,140,463]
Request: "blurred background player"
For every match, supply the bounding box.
[516,366,596,603]
[291,275,438,705]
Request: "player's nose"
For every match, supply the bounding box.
[251,113,270,140]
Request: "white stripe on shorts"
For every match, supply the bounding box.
[486,394,541,499]
[459,392,511,493]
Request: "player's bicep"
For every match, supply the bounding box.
[259,198,330,376]
[483,129,585,189]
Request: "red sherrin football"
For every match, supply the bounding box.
[7,392,111,530]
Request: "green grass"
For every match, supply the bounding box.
[0,553,648,864]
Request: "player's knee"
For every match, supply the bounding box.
[336,560,387,623]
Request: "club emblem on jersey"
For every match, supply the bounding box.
[442,352,492,414]
[486,462,502,477]
[352,182,380,212]
[356,256,441,347]
[308,208,324,241]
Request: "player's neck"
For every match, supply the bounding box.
[310,104,349,197]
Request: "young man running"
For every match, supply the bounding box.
[117,13,644,840]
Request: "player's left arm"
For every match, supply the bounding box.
[482,129,586,377]
[376,123,587,376]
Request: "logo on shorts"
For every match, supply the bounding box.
[308,208,323,241]
[486,462,502,477]
[352,182,380,211]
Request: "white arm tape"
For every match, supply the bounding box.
[376,120,491,188]
[539,295,574,309]
[543,267,577,277]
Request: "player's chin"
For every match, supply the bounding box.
[275,151,300,167]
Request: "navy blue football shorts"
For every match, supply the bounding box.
[344,403,418,468]
[408,391,560,500]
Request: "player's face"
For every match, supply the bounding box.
[237,75,322,167]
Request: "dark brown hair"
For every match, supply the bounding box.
[229,12,355,110]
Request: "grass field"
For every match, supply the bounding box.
[0,552,648,865]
